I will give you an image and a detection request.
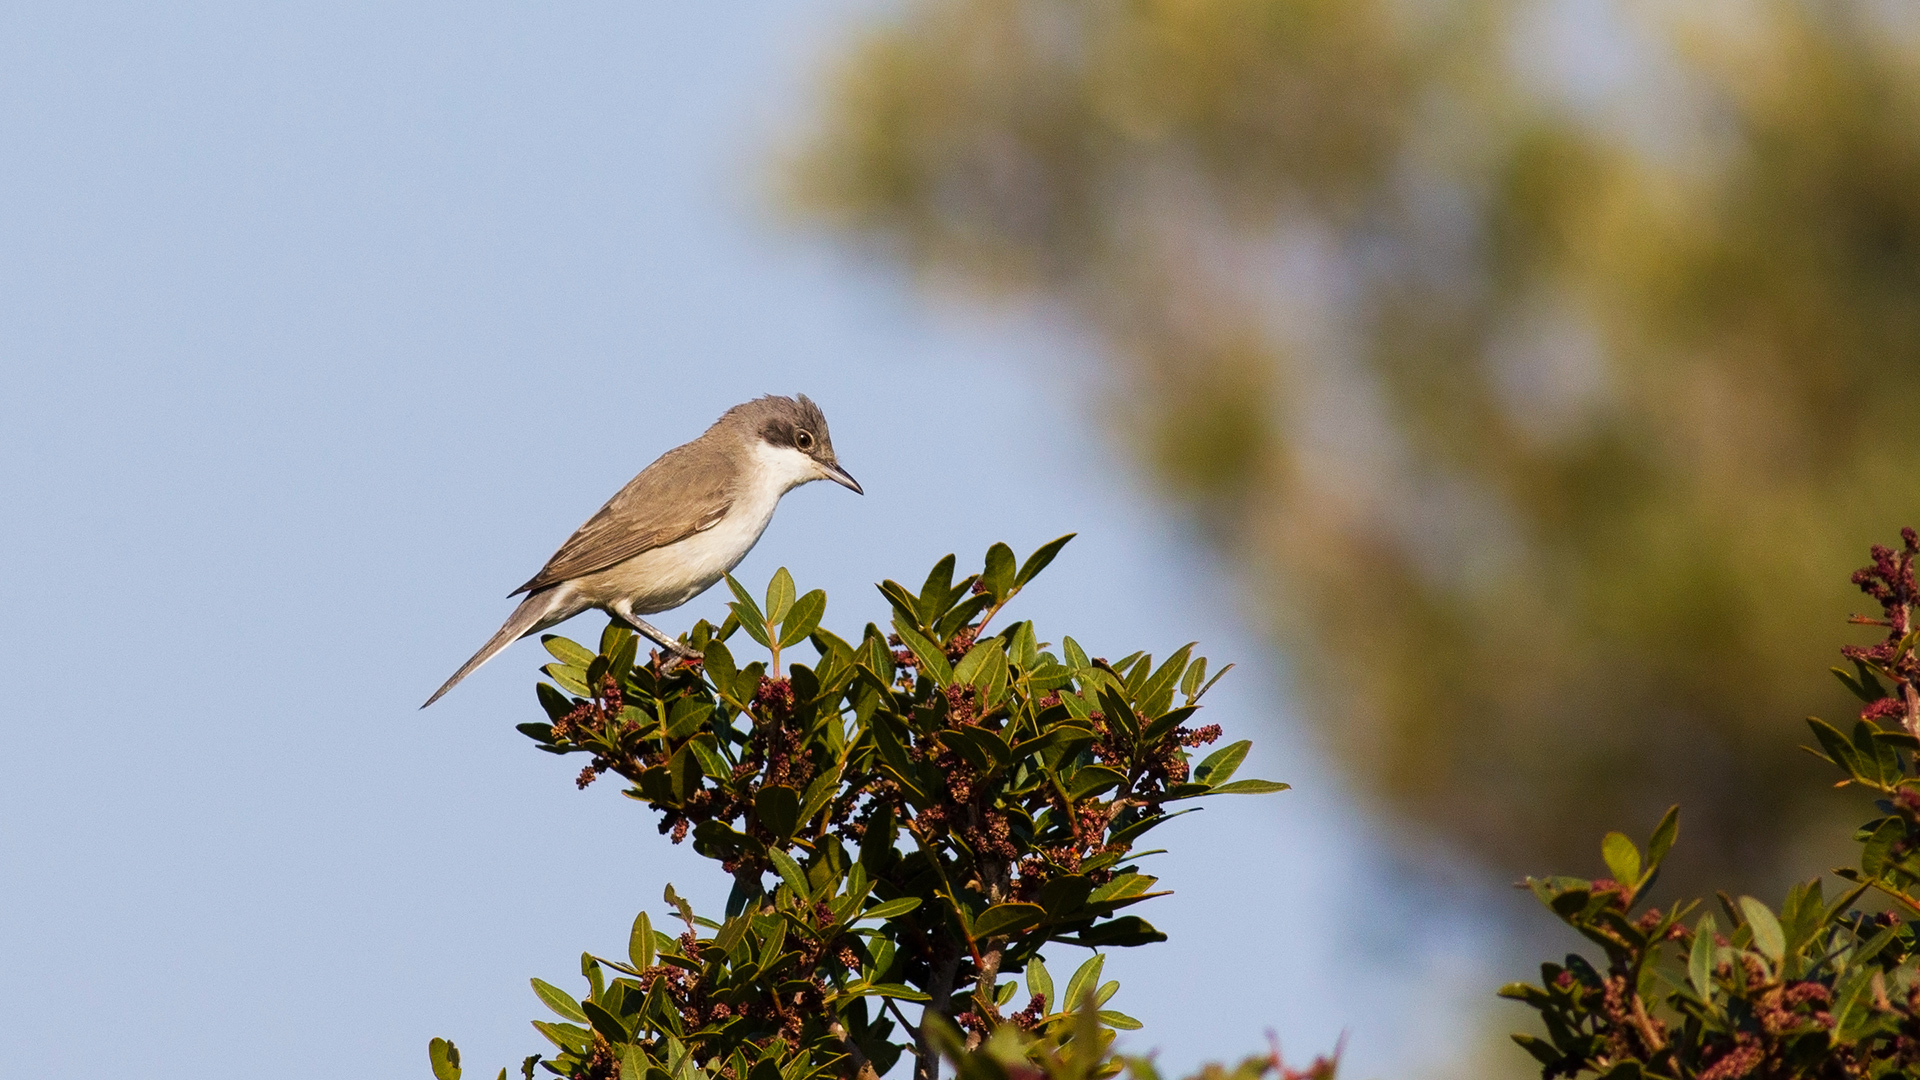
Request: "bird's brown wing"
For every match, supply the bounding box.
[510,441,735,596]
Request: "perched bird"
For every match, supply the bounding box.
[423,394,861,707]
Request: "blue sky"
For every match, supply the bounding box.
[0,5,1504,1077]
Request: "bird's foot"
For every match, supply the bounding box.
[658,640,702,667]
[618,612,703,668]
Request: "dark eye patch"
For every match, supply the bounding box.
[759,419,798,448]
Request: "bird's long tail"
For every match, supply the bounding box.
[422,588,576,708]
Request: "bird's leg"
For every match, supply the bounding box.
[614,609,701,662]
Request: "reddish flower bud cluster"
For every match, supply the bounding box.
[1844,528,1920,733]
[1006,993,1046,1031]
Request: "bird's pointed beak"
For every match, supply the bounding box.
[823,461,863,495]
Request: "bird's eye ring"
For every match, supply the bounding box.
[795,429,814,451]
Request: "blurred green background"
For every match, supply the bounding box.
[787,0,1920,907]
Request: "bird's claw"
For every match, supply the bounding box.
[656,641,703,670]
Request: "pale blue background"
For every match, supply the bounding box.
[0,5,1503,1077]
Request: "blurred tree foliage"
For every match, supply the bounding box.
[789,0,1920,891]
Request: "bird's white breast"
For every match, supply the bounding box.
[572,441,821,614]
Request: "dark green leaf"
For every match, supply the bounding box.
[1025,956,1053,1011]
[1854,921,1901,967]
[1195,741,1250,787]
[1088,873,1159,905]
[1037,875,1095,919]
[532,978,589,1024]
[946,726,1012,772]
[935,594,994,640]
[952,640,998,685]
[1510,1035,1559,1068]
[1496,982,1549,1005]
[1106,806,1200,847]
[1602,832,1642,889]
[687,736,730,782]
[1097,686,1139,741]
[664,884,693,927]
[995,979,1019,1008]
[858,897,922,921]
[1179,657,1208,700]
[851,983,932,1002]
[536,682,575,722]
[542,635,596,668]
[1010,724,1094,762]
[1206,778,1290,795]
[532,1021,592,1054]
[1647,805,1680,870]
[582,1000,632,1043]
[664,698,713,741]
[779,590,826,649]
[917,554,956,625]
[664,745,698,801]
[703,641,739,702]
[1063,636,1090,671]
[630,911,656,973]
[1876,729,1920,751]
[730,604,773,649]
[544,662,591,697]
[1688,916,1717,1001]
[755,786,801,844]
[972,902,1046,940]
[1807,716,1859,775]
[1063,954,1105,1010]
[1069,917,1166,947]
[1866,720,1904,786]
[798,765,843,830]
[1015,534,1075,588]
[764,568,796,625]
[1193,663,1234,702]
[1834,663,1889,703]
[1008,621,1039,668]
[599,621,634,657]
[1862,817,1903,878]
[724,574,765,626]
[711,914,751,960]
[767,847,811,898]
[609,632,640,684]
[1140,705,1201,747]
[892,617,952,684]
[581,953,605,1001]
[1068,765,1127,800]
[982,542,1016,601]
[1136,645,1194,717]
[1740,897,1785,964]
[875,580,921,628]
[430,1037,462,1080]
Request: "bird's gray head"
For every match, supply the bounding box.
[723,394,862,495]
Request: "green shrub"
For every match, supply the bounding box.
[1506,529,1920,1079]
[427,537,1311,1080]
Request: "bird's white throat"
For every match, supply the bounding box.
[749,439,831,495]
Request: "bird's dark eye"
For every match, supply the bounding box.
[795,429,814,451]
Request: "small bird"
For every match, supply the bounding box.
[423,394,861,707]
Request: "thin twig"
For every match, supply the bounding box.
[884,997,922,1042]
